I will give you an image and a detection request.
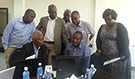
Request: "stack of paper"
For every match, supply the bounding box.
[103,57,121,66]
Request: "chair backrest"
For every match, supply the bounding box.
[0,66,15,79]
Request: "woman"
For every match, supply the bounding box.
[95,9,131,79]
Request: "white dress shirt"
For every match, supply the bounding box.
[44,17,56,41]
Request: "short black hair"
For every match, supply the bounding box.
[103,8,117,20]
[73,31,83,39]
[24,9,36,17]
[71,10,80,16]
[64,9,71,16]
[48,4,57,11]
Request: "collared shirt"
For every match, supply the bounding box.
[33,43,40,58]
[64,42,91,57]
[66,20,95,45]
[2,17,36,49]
[44,17,57,41]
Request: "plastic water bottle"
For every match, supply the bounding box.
[23,67,30,79]
[37,63,43,79]
[43,72,53,79]
[85,64,96,79]
[89,64,96,77]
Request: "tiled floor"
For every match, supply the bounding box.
[0,53,6,71]
[0,53,134,79]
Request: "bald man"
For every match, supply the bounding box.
[11,31,48,79]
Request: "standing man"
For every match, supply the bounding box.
[66,11,95,46]
[63,9,71,25]
[37,4,67,64]
[2,9,36,67]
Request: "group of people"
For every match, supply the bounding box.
[2,4,130,79]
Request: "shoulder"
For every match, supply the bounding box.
[22,42,33,49]
[116,22,126,29]
[80,20,90,26]
[81,20,89,24]
[66,43,72,48]
[8,17,21,25]
[56,17,65,22]
[40,16,48,21]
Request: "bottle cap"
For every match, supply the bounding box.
[38,62,42,66]
[24,67,28,71]
[91,64,94,68]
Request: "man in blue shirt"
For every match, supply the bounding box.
[2,9,36,67]
[64,31,91,73]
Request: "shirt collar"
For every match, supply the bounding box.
[18,17,24,23]
[72,20,82,27]
[72,42,82,49]
[33,43,40,52]
[48,16,57,21]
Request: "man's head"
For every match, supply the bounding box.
[63,9,71,23]
[71,11,80,25]
[32,31,44,47]
[23,9,36,24]
[48,4,57,20]
[72,31,83,47]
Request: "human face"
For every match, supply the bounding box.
[48,8,57,20]
[71,13,80,25]
[23,11,35,24]
[64,11,71,20]
[33,35,44,47]
[72,34,81,47]
[104,15,113,26]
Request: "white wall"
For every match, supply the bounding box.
[95,0,135,67]
[0,0,13,21]
[25,0,95,26]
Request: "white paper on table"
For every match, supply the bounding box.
[25,54,36,60]
[70,74,78,79]
[103,57,121,66]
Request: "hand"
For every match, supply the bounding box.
[95,49,101,56]
[120,56,126,61]
[88,43,93,47]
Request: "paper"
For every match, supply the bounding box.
[45,65,53,73]
[25,54,36,60]
[103,57,121,66]
[70,74,78,79]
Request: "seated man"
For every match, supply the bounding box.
[11,31,48,79]
[64,31,91,74]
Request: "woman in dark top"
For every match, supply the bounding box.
[95,8,131,79]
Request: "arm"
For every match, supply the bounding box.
[61,20,68,49]
[2,21,14,49]
[86,23,95,41]
[96,26,103,54]
[117,23,130,59]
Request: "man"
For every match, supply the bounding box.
[63,9,71,24]
[66,11,95,45]
[64,31,91,73]
[11,31,48,79]
[37,4,67,64]
[2,9,36,67]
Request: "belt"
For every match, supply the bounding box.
[44,41,55,44]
